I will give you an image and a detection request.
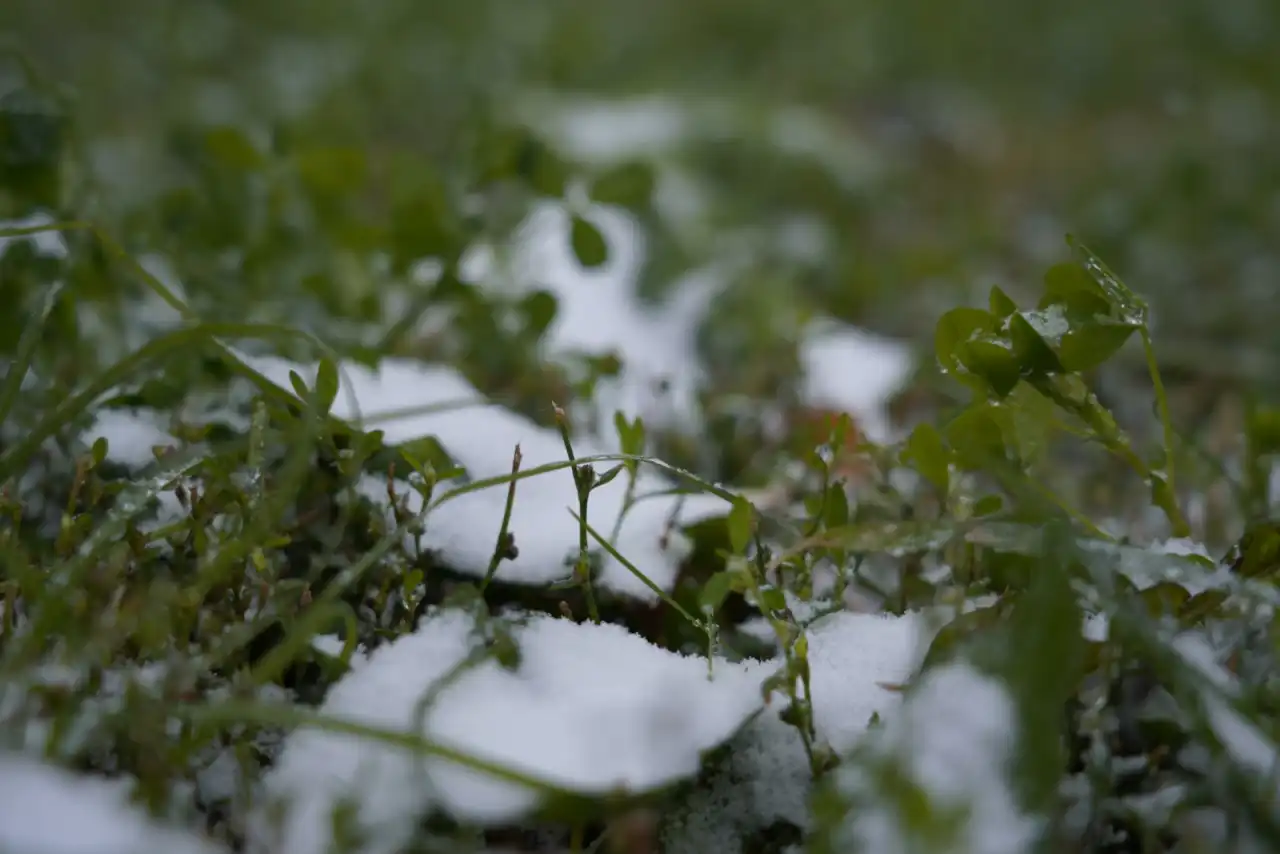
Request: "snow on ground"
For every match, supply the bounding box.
[253,609,767,854]
[663,609,934,854]
[86,409,175,468]
[77,201,915,602]
[64,92,916,601]
[512,93,884,191]
[76,408,190,528]
[461,198,914,444]
[261,607,942,854]
[1173,631,1280,783]
[465,93,911,440]
[1164,629,1280,850]
[0,752,224,854]
[798,319,915,444]
[493,202,722,432]
[244,353,730,600]
[833,663,1038,854]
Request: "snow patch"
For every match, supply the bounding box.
[798,320,914,445]
[834,663,1038,854]
[462,201,718,433]
[664,609,932,854]
[254,610,765,854]
[515,93,884,190]
[0,752,224,854]
[1173,631,1280,785]
[84,409,175,468]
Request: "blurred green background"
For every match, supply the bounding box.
[5,0,1280,402]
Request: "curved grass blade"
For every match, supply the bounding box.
[176,699,581,801]
[0,280,65,425]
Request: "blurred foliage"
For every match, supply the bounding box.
[4,0,1278,537]
[5,0,1279,376]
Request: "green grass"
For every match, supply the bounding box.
[3,9,1280,853]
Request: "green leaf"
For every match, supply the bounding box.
[920,599,1013,671]
[287,370,309,402]
[819,519,966,554]
[518,290,559,340]
[1067,236,1148,326]
[314,358,339,416]
[1000,385,1057,467]
[756,586,787,613]
[823,482,850,529]
[727,498,755,555]
[945,405,1010,472]
[570,215,608,268]
[474,126,568,197]
[699,569,738,614]
[1178,589,1231,625]
[613,411,645,474]
[1229,521,1280,581]
[1138,581,1191,618]
[1248,405,1280,456]
[1055,323,1137,372]
[934,307,997,376]
[1001,522,1087,810]
[902,423,950,496]
[1007,313,1062,376]
[589,161,657,210]
[402,569,425,599]
[525,145,571,198]
[973,494,1003,516]
[396,436,462,481]
[613,411,645,456]
[1041,262,1110,317]
[591,464,625,491]
[956,339,1021,397]
[988,285,1018,318]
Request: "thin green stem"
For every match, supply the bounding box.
[571,510,703,630]
[481,444,522,592]
[554,405,599,623]
[176,699,577,798]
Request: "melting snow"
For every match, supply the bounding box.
[514,93,884,190]
[0,752,223,854]
[464,199,914,445]
[85,409,175,468]
[500,203,722,432]
[1173,631,1280,785]
[798,319,914,444]
[1087,535,1221,595]
[664,609,932,854]
[253,609,766,854]
[833,663,1038,854]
